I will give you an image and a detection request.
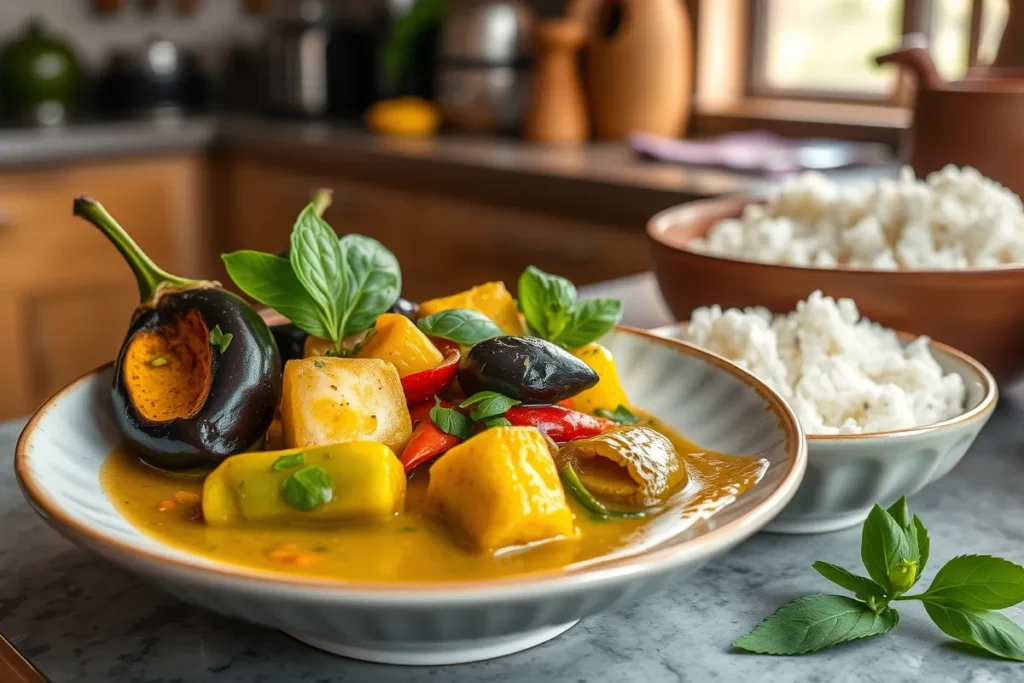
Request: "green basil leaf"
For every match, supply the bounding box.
[281,465,333,511]
[732,595,899,655]
[459,392,520,421]
[914,514,931,577]
[208,325,233,354]
[417,309,504,346]
[923,603,1024,661]
[483,416,512,428]
[338,234,401,335]
[518,265,576,340]
[921,555,1024,610]
[289,203,345,342]
[593,405,638,425]
[222,251,333,340]
[887,497,910,529]
[430,398,474,440]
[271,452,305,472]
[552,298,623,348]
[812,562,885,601]
[861,504,918,594]
[459,391,508,408]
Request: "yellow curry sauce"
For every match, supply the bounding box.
[101,415,766,583]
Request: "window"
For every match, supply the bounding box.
[749,0,1010,100]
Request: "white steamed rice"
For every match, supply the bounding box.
[682,291,966,435]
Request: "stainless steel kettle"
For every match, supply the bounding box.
[437,0,533,132]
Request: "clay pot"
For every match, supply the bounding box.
[522,18,589,145]
[586,0,692,140]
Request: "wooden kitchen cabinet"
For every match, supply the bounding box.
[219,158,651,301]
[0,155,206,419]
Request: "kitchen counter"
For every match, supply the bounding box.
[2,274,1022,683]
[0,116,894,225]
[0,116,218,168]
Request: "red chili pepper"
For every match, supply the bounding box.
[400,420,462,471]
[504,405,613,442]
[400,346,461,405]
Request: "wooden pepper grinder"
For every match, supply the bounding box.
[522,18,589,145]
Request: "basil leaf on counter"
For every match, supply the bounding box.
[921,555,1024,610]
[417,309,504,346]
[460,391,520,422]
[732,595,899,655]
[289,201,345,344]
[594,405,638,425]
[923,603,1024,661]
[271,453,305,472]
[208,325,233,354]
[914,514,931,576]
[338,234,402,335]
[861,504,917,595]
[812,562,885,602]
[430,397,474,440]
[222,251,333,341]
[517,265,623,349]
[282,465,333,511]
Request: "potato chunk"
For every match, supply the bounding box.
[203,442,405,526]
[419,282,526,336]
[427,426,575,553]
[281,357,412,452]
[355,313,444,377]
[571,343,631,414]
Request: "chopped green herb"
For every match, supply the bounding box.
[208,325,233,354]
[430,397,474,440]
[313,360,325,369]
[148,356,169,368]
[460,391,520,421]
[594,405,638,425]
[397,526,418,533]
[271,452,305,472]
[281,465,333,511]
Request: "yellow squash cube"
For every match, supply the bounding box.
[571,343,631,414]
[203,442,406,526]
[419,282,526,336]
[355,313,444,377]
[281,357,412,452]
[427,426,575,553]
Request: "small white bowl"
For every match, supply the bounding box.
[651,323,998,534]
[16,327,806,666]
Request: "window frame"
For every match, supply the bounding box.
[744,0,986,103]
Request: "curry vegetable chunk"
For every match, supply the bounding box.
[280,357,412,452]
[418,282,526,336]
[427,426,576,553]
[354,313,444,377]
[558,426,686,506]
[203,442,406,525]
[571,343,631,414]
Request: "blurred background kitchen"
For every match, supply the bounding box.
[0,0,1015,419]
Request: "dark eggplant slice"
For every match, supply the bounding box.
[74,197,282,471]
[269,322,308,363]
[389,297,419,322]
[458,336,598,404]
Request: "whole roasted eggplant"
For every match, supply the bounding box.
[458,336,598,404]
[75,197,282,470]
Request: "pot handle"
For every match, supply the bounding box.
[876,32,947,91]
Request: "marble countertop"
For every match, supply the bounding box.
[3,274,1022,683]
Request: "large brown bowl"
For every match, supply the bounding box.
[647,195,1024,382]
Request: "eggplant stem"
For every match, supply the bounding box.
[74,197,198,304]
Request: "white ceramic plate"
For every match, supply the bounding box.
[16,327,806,665]
[651,323,998,534]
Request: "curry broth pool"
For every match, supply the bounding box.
[101,415,767,583]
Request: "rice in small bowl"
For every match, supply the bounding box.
[653,291,997,534]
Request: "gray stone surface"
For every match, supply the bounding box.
[2,275,1022,682]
